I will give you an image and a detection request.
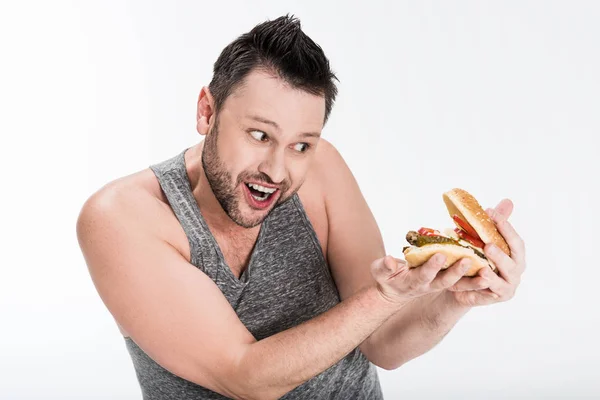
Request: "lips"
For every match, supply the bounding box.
[242,183,279,210]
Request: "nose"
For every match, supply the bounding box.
[258,148,287,185]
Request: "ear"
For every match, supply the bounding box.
[196,87,216,136]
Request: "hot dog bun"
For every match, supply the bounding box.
[404,243,490,277]
[403,188,510,277]
[443,188,510,256]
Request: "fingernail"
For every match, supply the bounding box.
[462,261,472,271]
[487,244,497,254]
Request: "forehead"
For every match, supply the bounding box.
[223,69,326,130]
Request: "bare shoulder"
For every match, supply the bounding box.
[299,137,355,212]
[76,169,193,337]
[75,169,256,397]
[297,138,351,257]
[304,137,385,300]
[76,168,191,262]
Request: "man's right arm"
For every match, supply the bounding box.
[76,189,403,400]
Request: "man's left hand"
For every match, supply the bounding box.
[447,198,527,307]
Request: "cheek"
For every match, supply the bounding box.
[221,137,262,173]
[288,160,313,185]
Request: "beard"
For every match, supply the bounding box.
[201,119,295,229]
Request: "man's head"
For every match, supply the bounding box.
[197,15,338,228]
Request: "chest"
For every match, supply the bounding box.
[229,205,338,340]
[214,196,328,279]
[213,231,260,279]
[154,171,329,280]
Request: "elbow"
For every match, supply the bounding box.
[226,352,288,400]
[366,350,405,371]
[359,342,405,371]
[373,359,404,371]
[228,374,282,400]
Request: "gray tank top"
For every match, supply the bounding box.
[123,148,383,399]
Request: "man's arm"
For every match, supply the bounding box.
[76,187,403,400]
[360,290,471,370]
[319,139,471,370]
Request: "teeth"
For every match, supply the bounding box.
[248,183,276,194]
[251,193,268,201]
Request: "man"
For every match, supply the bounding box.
[76,15,526,400]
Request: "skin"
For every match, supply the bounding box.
[76,68,526,399]
[196,71,318,230]
[359,200,527,369]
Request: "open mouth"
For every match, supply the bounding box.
[244,182,278,203]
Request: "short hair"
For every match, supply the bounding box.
[208,14,339,124]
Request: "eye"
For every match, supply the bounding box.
[250,130,268,142]
[293,143,310,153]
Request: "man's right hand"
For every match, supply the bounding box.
[370,254,473,305]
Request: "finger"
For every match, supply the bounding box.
[384,255,398,273]
[485,217,526,269]
[371,255,403,281]
[447,268,492,292]
[478,266,513,299]
[413,253,446,284]
[486,198,513,220]
[431,258,472,290]
[459,289,501,305]
[484,243,520,284]
[394,257,406,265]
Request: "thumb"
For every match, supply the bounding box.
[371,255,403,280]
[486,198,513,222]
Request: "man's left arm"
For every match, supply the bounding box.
[319,139,526,370]
[360,200,526,370]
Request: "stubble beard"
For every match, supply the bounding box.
[201,122,295,229]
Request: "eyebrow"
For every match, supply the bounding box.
[247,114,321,139]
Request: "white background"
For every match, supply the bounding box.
[1,1,599,399]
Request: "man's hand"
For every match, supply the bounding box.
[371,250,474,306]
[447,198,527,307]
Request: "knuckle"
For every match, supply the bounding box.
[418,267,433,283]
[465,291,476,305]
[442,275,457,288]
[513,234,524,249]
[497,288,514,302]
[476,277,489,289]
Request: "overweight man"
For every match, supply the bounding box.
[76,14,526,400]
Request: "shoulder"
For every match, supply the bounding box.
[296,138,355,256]
[302,137,359,212]
[76,170,158,230]
[76,168,190,261]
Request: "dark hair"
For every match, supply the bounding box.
[208,14,339,124]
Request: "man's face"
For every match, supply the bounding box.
[201,70,325,229]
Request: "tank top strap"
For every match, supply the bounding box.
[149,148,219,278]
